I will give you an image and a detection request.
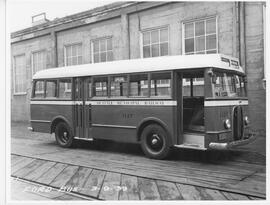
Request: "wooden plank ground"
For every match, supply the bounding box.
[35,163,67,185]
[99,172,121,200]
[80,169,106,198]
[11,154,265,200]
[119,174,140,200]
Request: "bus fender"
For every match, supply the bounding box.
[50,116,73,135]
[136,117,173,145]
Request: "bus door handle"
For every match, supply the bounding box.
[89,104,92,124]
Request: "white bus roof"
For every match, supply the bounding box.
[33,54,244,80]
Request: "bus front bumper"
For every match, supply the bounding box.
[209,133,256,150]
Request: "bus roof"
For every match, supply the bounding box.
[33,54,245,80]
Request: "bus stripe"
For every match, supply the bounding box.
[30,100,177,106]
[205,100,248,107]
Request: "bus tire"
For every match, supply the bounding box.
[140,124,171,159]
[55,122,74,148]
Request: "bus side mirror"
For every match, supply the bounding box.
[211,75,217,84]
[207,70,216,84]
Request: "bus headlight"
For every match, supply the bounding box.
[224,119,231,129]
[244,116,249,125]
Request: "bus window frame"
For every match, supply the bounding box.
[208,69,248,99]
[44,79,58,99]
[149,71,173,99]
[128,72,149,98]
[58,78,72,100]
[109,74,129,98]
[32,79,45,99]
[92,75,109,98]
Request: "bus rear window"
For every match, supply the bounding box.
[33,80,44,98]
[45,80,57,98]
[150,72,171,97]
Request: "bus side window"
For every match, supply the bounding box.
[45,80,57,98]
[150,72,171,97]
[130,74,148,97]
[33,80,44,98]
[111,76,128,97]
[59,79,72,99]
[93,76,108,97]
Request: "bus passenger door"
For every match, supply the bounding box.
[83,77,92,138]
[74,78,84,138]
[74,77,92,139]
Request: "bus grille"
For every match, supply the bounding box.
[232,106,244,140]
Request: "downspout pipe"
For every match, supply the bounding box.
[239,2,246,72]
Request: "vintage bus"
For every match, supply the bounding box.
[30,54,255,159]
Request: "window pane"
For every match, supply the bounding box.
[72,46,76,56]
[100,39,106,52]
[93,41,99,53]
[66,46,71,56]
[34,81,44,98]
[72,56,77,65]
[100,52,106,62]
[185,38,194,53]
[94,53,99,63]
[206,18,216,34]
[160,43,168,56]
[185,23,194,38]
[78,56,83,64]
[195,21,205,36]
[195,36,205,51]
[59,79,71,99]
[46,81,57,98]
[107,51,113,62]
[107,39,112,50]
[14,55,26,93]
[206,49,217,54]
[67,58,72,66]
[206,34,216,50]
[130,74,148,97]
[151,30,159,44]
[77,45,82,56]
[143,32,150,45]
[160,28,168,42]
[143,46,151,58]
[151,72,171,96]
[111,76,127,97]
[151,44,159,57]
[94,77,107,97]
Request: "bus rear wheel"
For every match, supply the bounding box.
[140,124,171,159]
[55,122,74,148]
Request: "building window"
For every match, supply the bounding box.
[32,50,47,75]
[142,27,169,58]
[64,43,83,66]
[13,55,26,94]
[183,17,217,55]
[92,38,113,63]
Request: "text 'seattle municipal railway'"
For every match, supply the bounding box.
[29,54,255,159]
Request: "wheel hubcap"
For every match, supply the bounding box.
[148,133,163,152]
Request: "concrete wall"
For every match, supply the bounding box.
[10,2,266,137]
[244,2,265,136]
[11,34,52,121]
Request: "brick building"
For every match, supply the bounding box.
[10,1,266,137]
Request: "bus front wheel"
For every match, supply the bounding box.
[55,122,74,148]
[140,124,171,159]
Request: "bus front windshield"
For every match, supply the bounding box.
[212,72,247,98]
